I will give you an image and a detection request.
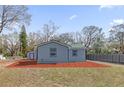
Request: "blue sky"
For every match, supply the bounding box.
[26,5,124,36]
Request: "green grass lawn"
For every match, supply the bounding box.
[1,63,124,87]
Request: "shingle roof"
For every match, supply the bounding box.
[37,40,84,49]
[37,40,71,48]
[70,44,83,49]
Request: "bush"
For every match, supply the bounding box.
[17,52,25,58]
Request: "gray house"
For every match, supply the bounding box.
[35,41,85,63]
[28,40,85,63]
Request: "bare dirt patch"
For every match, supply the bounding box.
[0,60,15,68]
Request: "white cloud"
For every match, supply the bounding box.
[69,14,78,20]
[99,5,119,10]
[100,5,113,9]
[110,19,124,26]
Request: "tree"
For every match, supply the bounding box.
[41,21,59,42]
[92,35,105,54]
[0,5,31,33]
[3,32,20,56]
[79,26,102,48]
[73,31,84,44]
[54,32,74,44]
[19,25,27,57]
[27,32,42,51]
[0,34,4,54]
[109,24,124,53]
[26,21,59,51]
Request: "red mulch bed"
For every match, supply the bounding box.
[6,59,110,68]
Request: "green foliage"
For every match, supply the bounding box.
[17,52,25,57]
[86,49,96,54]
[92,37,104,54]
[19,25,27,57]
[86,49,112,55]
[3,53,11,57]
[109,24,124,53]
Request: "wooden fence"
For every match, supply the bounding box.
[86,54,124,64]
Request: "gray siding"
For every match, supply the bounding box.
[37,42,69,63]
[69,48,85,62]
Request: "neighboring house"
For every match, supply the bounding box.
[27,40,85,63]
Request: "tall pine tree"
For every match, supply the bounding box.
[19,25,27,57]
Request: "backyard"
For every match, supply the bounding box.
[0,60,124,87]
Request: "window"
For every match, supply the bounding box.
[72,50,78,56]
[50,48,57,57]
